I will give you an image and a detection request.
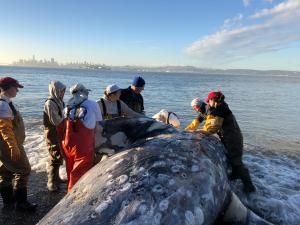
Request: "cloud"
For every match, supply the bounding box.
[221,14,244,30]
[243,0,251,7]
[185,0,300,65]
[243,0,274,8]
[250,0,300,19]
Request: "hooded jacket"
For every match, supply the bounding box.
[43,81,66,127]
[43,81,66,165]
[65,89,102,129]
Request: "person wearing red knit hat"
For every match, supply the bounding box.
[199,91,256,193]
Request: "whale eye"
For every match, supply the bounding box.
[181,173,187,179]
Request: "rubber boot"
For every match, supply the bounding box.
[239,168,256,193]
[0,186,15,211]
[54,164,66,185]
[47,164,58,192]
[228,171,239,181]
[15,188,37,212]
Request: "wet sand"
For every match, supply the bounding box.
[0,171,66,225]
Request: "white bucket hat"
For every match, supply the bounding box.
[70,83,91,95]
[67,83,91,108]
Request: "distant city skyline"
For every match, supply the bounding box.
[13,55,58,66]
[11,55,112,70]
[1,0,300,71]
[12,55,91,65]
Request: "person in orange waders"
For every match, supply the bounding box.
[57,83,102,192]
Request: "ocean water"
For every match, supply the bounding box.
[0,66,300,224]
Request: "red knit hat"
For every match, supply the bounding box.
[0,77,24,89]
[205,91,224,103]
[206,91,217,102]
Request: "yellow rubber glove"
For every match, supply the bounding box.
[185,118,200,131]
[199,115,224,135]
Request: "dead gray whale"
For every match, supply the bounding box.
[38,117,273,225]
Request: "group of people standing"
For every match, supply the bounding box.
[44,77,146,193]
[0,76,146,212]
[0,74,255,214]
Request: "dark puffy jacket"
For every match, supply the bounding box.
[120,86,144,113]
[209,101,243,154]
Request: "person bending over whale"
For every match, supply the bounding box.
[199,91,256,193]
[185,98,208,131]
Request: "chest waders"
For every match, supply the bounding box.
[0,99,37,211]
[60,103,95,192]
[100,98,122,120]
[43,98,65,192]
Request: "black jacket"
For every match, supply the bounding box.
[120,86,144,113]
[210,101,243,154]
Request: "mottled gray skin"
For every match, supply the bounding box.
[38,117,273,225]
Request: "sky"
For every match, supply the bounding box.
[0,0,300,71]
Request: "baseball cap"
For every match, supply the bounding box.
[0,77,24,89]
[106,84,121,94]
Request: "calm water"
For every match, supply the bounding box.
[1,66,299,152]
[1,66,300,224]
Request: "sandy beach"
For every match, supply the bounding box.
[0,171,66,225]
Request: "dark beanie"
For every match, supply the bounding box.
[132,76,145,87]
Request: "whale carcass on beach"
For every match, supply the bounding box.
[38,117,273,225]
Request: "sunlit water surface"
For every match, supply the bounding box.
[1,66,299,224]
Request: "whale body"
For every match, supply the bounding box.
[38,117,273,225]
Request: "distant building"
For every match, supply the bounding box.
[11,56,111,70]
[12,56,59,68]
